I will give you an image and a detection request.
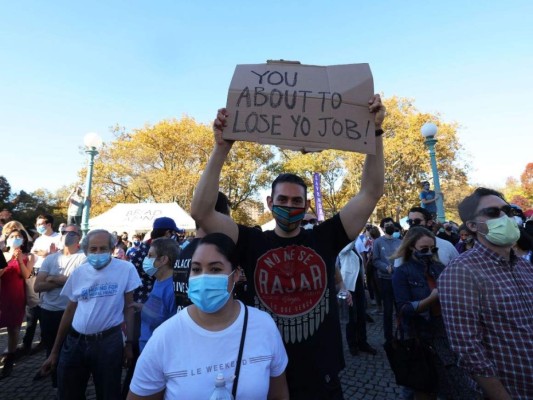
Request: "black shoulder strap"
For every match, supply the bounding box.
[232,304,248,398]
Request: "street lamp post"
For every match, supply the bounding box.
[421,123,446,223]
[81,132,102,236]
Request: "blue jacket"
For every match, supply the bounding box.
[392,259,445,339]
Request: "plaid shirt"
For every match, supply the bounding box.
[439,242,533,399]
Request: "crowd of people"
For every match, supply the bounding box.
[0,94,532,400]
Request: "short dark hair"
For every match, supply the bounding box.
[194,232,238,270]
[215,192,231,215]
[408,206,431,222]
[271,173,307,198]
[380,217,394,228]
[458,187,506,223]
[37,214,54,226]
[150,238,180,269]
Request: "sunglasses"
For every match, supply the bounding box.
[475,205,513,219]
[415,247,439,254]
[407,218,424,226]
[301,219,318,226]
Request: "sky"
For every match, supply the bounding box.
[1,1,531,196]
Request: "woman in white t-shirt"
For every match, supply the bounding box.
[128,233,289,400]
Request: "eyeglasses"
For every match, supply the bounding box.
[475,205,513,219]
[301,219,317,226]
[407,218,424,226]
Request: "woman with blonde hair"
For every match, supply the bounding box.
[391,226,478,399]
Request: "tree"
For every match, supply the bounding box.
[83,116,276,225]
[278,97,472,222]
[0,176,11,210]
[520,163,533,205]
[10,189,63,230]
[503,163,533,208]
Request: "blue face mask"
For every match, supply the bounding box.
[392,232,401,239]
[188,271,235,313]
[36,225,47,235]
[142,257,158,277]
[7,237,24,249]
[87,253,111,270]
[133,240,141,247]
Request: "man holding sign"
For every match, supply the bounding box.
[191,73,385,399]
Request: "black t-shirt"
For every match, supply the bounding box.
[173,238,200,312]
[236,214,349,390]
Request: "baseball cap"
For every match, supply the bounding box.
[153,217,178,231]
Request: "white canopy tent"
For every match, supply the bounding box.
[89,203,196,235]
[261,219,276,231]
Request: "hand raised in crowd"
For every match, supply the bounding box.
[368,94,386,129]
[213,107,235,150]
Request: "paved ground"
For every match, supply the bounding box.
[0,302,402,399]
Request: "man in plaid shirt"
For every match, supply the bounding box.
[439,188,533,399]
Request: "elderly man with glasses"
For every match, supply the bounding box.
[33,224,87,388]
[439,188,533,400]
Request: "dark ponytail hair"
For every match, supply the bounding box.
[194,233,238,270]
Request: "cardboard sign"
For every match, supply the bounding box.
[224,61,375,154]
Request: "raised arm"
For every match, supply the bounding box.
[190,108,239,243]
[339,94,385,240]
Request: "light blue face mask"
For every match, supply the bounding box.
[142,257,158,277]
[188,271,235,313]
[87,253,111,270]
[7,237,24,249]
[392,232,401,239]
[36,225,47,235]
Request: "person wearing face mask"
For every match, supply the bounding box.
[32,224,86,387]
[123,239,179,399]
[436,222,460,245]
[26,214,61,354]
[39,229,141,399]
[0,229,34,378]
[129,217,180,304]
[394,207,459,268]
[455,224,475,254]
[136,238,179,352]
[126,234,142,260]
[128,233,289,400]
[391,227,477,400]
[372,217,402,344]
[439,188,533,400]
[191,94,385,399]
